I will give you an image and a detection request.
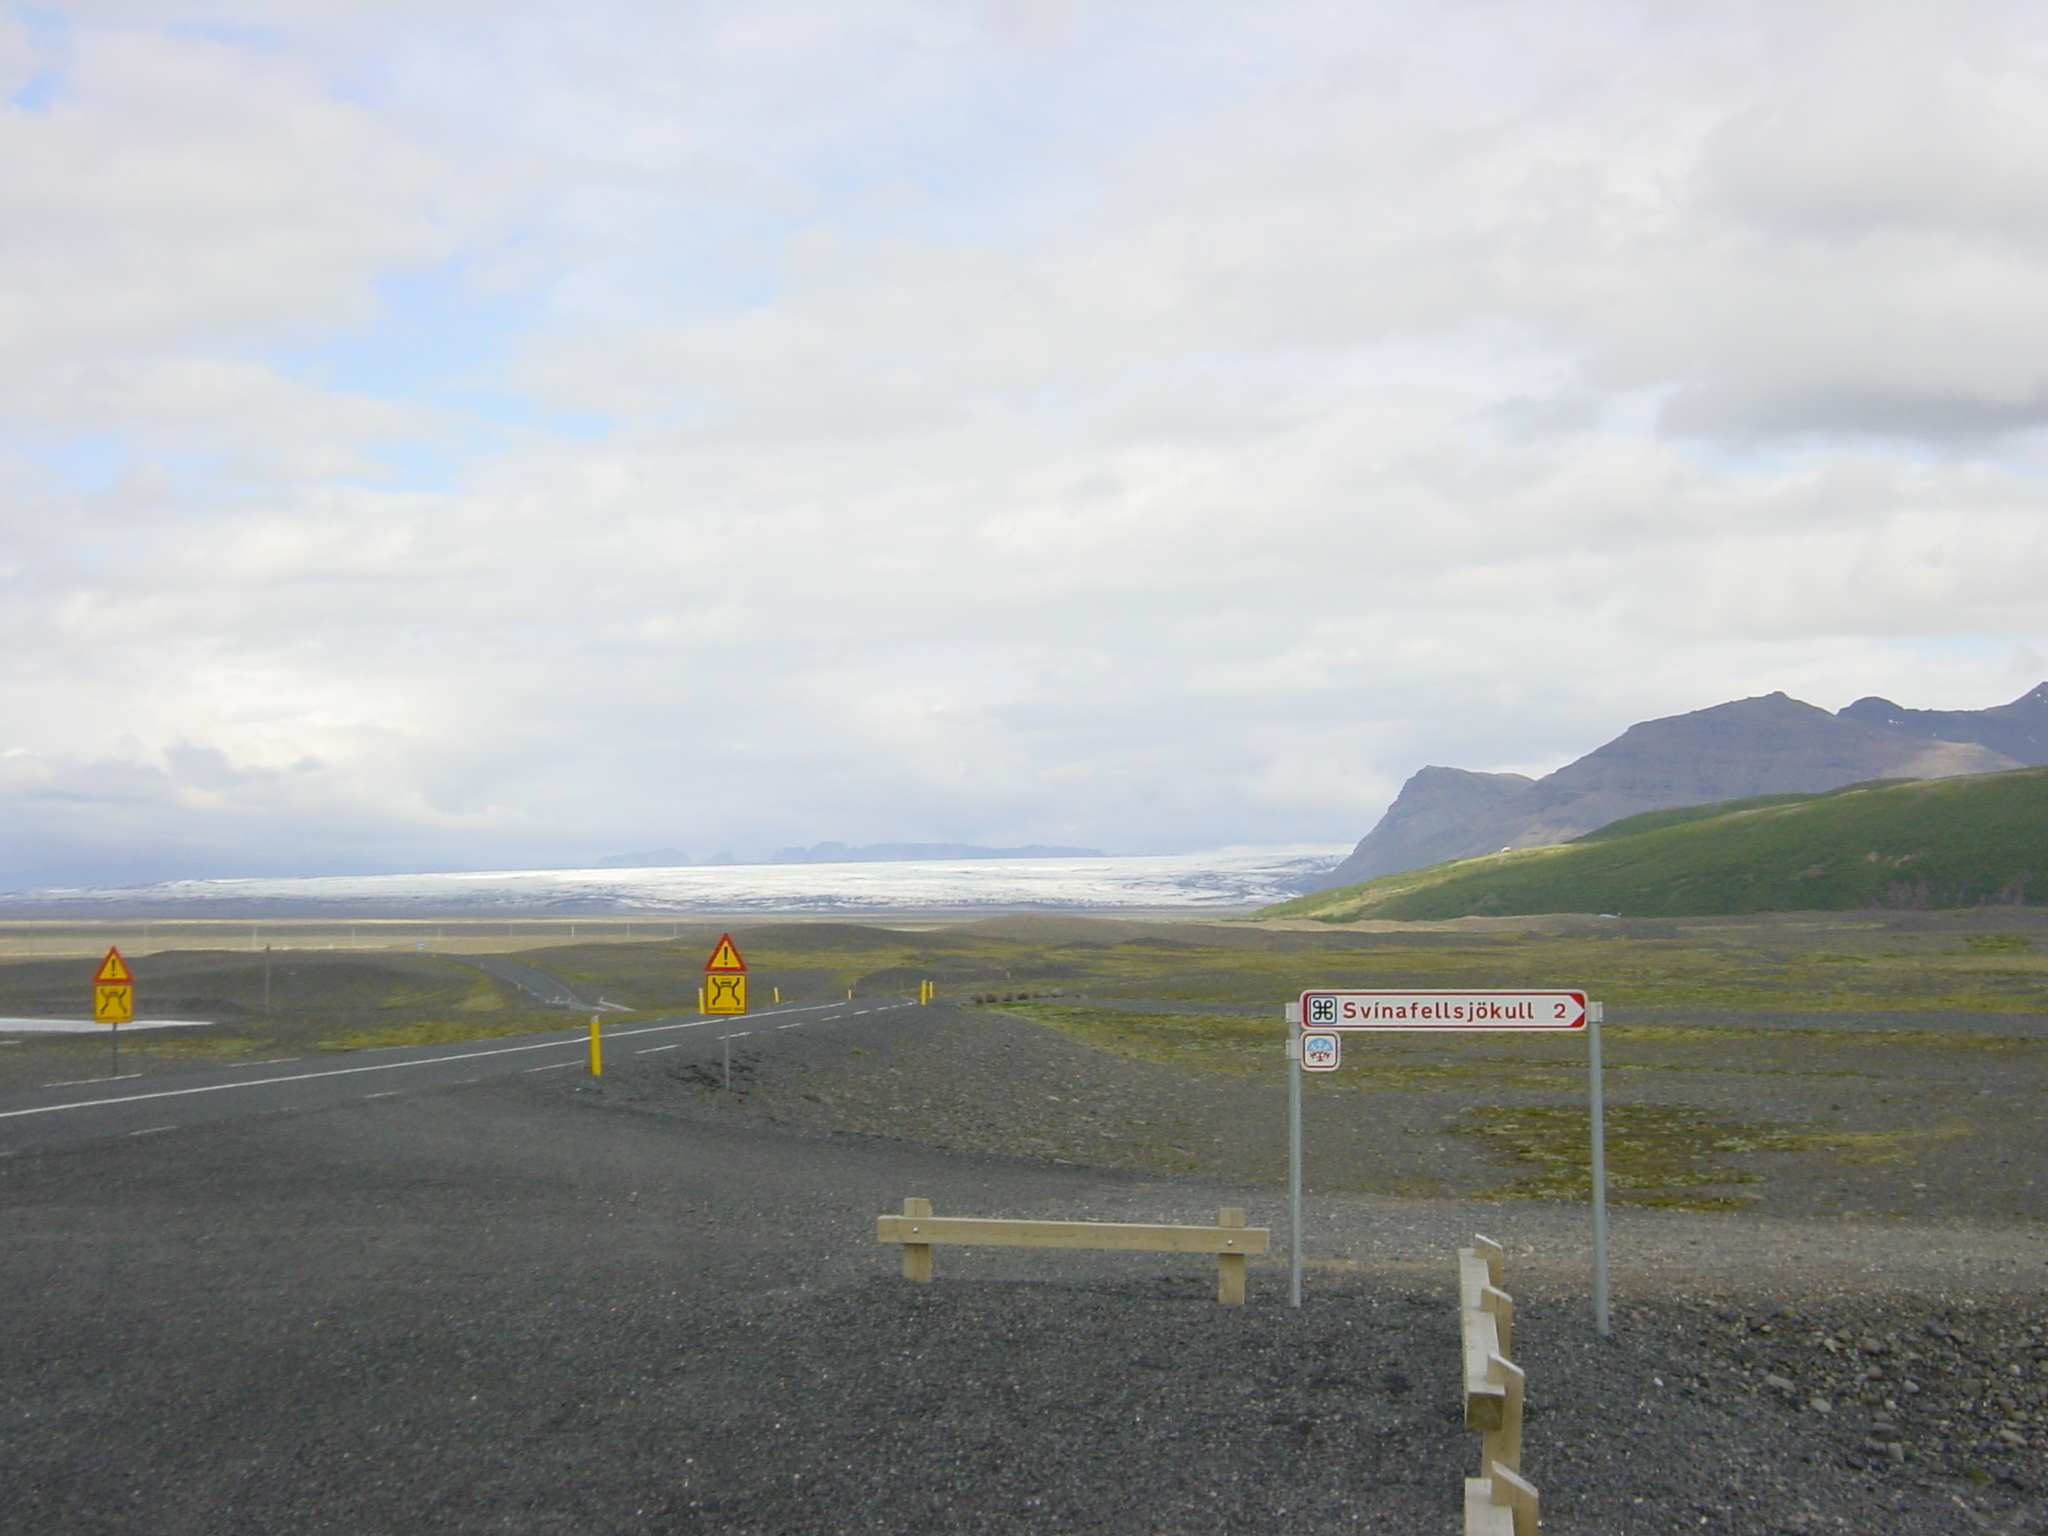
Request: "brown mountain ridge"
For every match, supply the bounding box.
[1319,686,2046,888]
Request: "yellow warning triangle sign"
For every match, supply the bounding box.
[93,947,132,984]
[704,933,746,973]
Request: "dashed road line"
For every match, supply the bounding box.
[524,1062,574,1072]
[127,1125,175,1137]
[43,1073,143,1088]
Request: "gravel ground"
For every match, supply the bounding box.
[602,995,2048,1225]
[3,999,2046,1534]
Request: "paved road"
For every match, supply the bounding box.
[0,996,920,1157]
[459,951,606,1009]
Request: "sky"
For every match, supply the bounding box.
[6,0,2048,888]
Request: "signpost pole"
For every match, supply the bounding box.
[1588,1001,1610,1337]
[1288,1034,1303,1309]
[1290,987,1593,1324]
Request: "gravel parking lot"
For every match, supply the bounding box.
[2,1001,2044,1534]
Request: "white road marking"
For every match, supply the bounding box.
[364,1091,398,1099]
[42,1073,143,1088]
[523,1062,574,1072]
[636,1043,686,1054]
[0,998,890,1123]
[127,1125,175,1136]
[229,1058,300,1068]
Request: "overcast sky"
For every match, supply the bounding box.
[6,0,2048,886]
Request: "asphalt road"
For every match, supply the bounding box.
[0,997,919,1157]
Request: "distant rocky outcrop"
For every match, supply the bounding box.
[1320,689,2036,888]
[1324,767,1534,887]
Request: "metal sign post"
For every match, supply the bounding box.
[1588,1000,1610,1336]
[1285,988,1609,1333]
[1287,1027,1303,1308]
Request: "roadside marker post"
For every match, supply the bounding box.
[1285,989,1609,1334]
[588,1015,603,1077]
[93,948,133,1076]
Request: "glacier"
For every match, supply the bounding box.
[6,846,1348,917]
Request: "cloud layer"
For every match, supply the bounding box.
[6,1,2048,885]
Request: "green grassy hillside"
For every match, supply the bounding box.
[1265,767,2048,921]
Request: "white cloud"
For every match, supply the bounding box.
[0,27,455,363]
[5,1,2048,887]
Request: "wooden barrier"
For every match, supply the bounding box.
[1461,1235,1539,1536]
[877,1198,1270,1305]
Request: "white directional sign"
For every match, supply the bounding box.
[1300,989,1588,1031]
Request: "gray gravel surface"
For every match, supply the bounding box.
[3,1003,2046,1534]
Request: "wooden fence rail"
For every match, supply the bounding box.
[1461,1235,1540,1536]
[877,1198,1270,1304]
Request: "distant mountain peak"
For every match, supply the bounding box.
[1837,682,2048,764]
[1319,686,2038,890]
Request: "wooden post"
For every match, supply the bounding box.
[1473,1233,1504,1289]
[1482,1352,1525,1474]
[1480,1282,1514,1356]
[1216,1207,1247,1305]
[1465,1463,1539,1536]
[900,1197,934,1282]
[1491,1463,1540,1536]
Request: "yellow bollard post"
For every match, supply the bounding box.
[589,1015,602,1076]
[697,984,706,1014]
[772,986,781,1004]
